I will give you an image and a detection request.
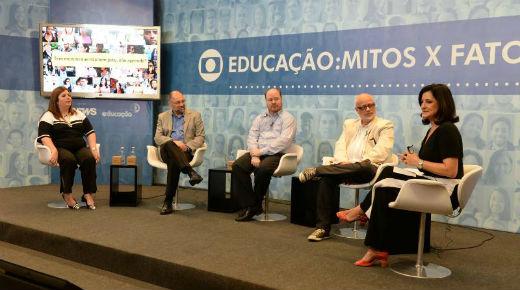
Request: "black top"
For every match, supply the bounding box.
[419,122,464,179]
[38,110,95,152]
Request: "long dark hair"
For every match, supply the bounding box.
[418,83,459,125]
[48,86,75,119]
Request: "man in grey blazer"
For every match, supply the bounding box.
[154,90,205,215]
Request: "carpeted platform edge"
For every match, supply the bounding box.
[0,221,274,290]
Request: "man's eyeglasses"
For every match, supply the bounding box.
[355,103,376,111]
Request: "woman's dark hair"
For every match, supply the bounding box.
[418,83,459,125]
[48,86,75,119]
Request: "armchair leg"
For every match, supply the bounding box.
[172,187,196,211]
[253,191,286,222]
[157,187,195,211]
[334,189,366,239]
[391,213,451,278]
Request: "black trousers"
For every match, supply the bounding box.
[360,166,431,254]
[160,141,193,202]
[315,160,377,229]
[58,147,97,195]
[231,152,282,209]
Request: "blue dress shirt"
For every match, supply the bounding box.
[247,110,296,155]
[171,114,184,141]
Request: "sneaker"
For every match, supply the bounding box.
[298,167,317,183]
[307,228,330,242]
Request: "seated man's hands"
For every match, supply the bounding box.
[250,148,261,158]
[173,140,188,151]
[251,156,261,167]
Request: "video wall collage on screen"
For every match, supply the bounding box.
[40,24,160,99]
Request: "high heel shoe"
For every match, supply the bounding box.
[354,252,389,268]
[62,194,80,210]
[81,195,96,210]
[336,209,367,223]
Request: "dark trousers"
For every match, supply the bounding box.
[231,152,282,209]
[58,147,97,195]
[315,160,377,229]
[360,166,431,254]
[160,141,193,202]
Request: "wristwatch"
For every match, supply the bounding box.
[417,159,424,170]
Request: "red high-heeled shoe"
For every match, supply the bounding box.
[336,209,367,223]
[358,214,369,226]
[354,251,389,268]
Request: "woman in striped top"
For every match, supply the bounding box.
[37,87,100,210]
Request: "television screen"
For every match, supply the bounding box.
[40,23,160,100]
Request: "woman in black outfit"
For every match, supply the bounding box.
[37,86,100,210]
[337,83,463,267]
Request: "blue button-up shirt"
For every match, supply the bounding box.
[247,110,296,155]
[171,114,184,141]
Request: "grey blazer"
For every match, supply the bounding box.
[154,108,205,151]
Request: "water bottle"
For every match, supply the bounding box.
[127,146,136,165]
[120,146,126,165]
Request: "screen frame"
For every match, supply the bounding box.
[39,23,161,100]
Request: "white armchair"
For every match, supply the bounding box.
[34,138,100,208]
[236,144,304,221]
[322,154,399,239]
[388,165,483,278]
[146,144,207,210]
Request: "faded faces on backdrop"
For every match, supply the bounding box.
[461,113,485,149]
[318,111,339,139]
[488,117,513,150]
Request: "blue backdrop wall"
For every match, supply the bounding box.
[0,0,155,188]
[157,0,520,234]
[0,0,519,234]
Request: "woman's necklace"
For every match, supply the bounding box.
[62,112,72,127]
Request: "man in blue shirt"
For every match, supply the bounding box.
[154,90,205,215]
[232,88,297,221]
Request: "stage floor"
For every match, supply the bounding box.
[1,185,519,290]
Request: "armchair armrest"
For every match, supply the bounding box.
[146,145,167,170]
[235,144,302,177]
[35,139,53,166]
[273,153,298,177]
[189,144,207,167]
[35,139,100,167]
[389,179,453,215]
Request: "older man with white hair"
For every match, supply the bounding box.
[299,93,394,241]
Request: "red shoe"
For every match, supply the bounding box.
[336,208,364,223]
[354,251,389,268]
[359,214,369,226]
